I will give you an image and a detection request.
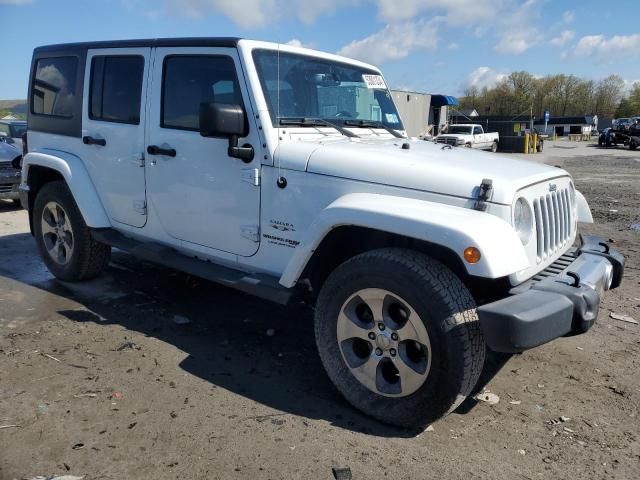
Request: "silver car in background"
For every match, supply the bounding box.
[0,119,27,150]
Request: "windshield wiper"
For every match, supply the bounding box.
[279,117,359,138]
[342,119,405,138]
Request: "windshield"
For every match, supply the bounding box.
[252,49,403,130]
[9,124,27,138]
[445,126,472,134]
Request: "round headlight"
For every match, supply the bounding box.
[514,197,533,245]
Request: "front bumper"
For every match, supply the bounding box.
[478,235,625,353]
[0,168,21,201]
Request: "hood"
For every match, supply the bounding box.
[276,137,569,205]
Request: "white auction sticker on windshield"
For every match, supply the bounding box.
[362,74,387,89]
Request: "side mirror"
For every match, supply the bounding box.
[199,103,253,163]
[199,102,247,138]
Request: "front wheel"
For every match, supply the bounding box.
[630,139,638,151]
[314,248,485,428]
[33,181,111,281]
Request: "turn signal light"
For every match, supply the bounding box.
[463,247,481,264]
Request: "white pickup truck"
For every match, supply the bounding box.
[21,38,623,429]
[436,124,499,152]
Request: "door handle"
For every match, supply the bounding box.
[82,136,106,146]
[147,145,177,157]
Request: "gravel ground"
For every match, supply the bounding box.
[0,140,638,480]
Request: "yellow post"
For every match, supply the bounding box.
[532,133,538,154]
[524,133,530,154]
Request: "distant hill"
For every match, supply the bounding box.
[0,100,27,112]
[0,99,27,119]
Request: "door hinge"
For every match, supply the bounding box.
[241,168,260,186]
[133,200,147,215]
[240,225,260,242]
[137,153,145,167]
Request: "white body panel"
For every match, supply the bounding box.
[22,39,592,291]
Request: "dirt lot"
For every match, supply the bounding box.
[1,140,639,480]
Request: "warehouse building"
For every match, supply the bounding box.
[390,90,458,137]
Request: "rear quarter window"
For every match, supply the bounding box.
[31,56,79,118]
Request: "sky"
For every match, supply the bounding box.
[1,0,639,99]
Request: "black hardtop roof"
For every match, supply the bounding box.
[34,37,242,53]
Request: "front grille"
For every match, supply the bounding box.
[533,188,574,262]
[0,184,15,193]
[0,161,11,168]
[436,137,458,146]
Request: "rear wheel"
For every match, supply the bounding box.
[33,181,111,281]
[314,248,485,428]
[630,138,638,151]
[491,141,498,153]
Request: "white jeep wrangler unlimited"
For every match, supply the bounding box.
[21,38,624,428]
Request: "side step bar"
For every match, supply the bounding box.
[91,228,295,305]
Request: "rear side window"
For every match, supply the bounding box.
[31,56,79,117]
[90,56,144,124]
[161,55,244,131]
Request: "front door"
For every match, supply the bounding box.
[146,47,261,257]
[82,48,150,228]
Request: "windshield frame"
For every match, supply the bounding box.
[251,48,404,132]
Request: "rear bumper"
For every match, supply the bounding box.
[0,168,21,200]
[478,235,624,353]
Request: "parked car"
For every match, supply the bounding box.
[20,38,624,428]
[0,139,22,205]
[0,119,27,150]
[612,117,631,132]
[435,124,499,152]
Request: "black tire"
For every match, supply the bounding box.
[491,141,498,153]
[33,181,111,281]
[630,139,638,151]
[314,248,485,428]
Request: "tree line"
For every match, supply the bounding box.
[459,72,640,120]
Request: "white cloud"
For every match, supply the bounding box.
[562,10,575,24]
[494,28,538,54]
[447,42,459,50]
[375,0,503,26]
[575,34,640,57]
[164,0,349,28]
[550,30,575,47]
[0,0,32,3]
[465,66,509,90]
[338,17,442,64]
[337,18,440,64]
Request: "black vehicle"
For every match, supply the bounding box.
[0,139,22,205]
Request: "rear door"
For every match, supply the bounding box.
[82,48,150,227]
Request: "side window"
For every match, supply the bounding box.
[162,55,244,131]
[31,56,79,117]
[90,56,144,124]
[473,126,482,135]
[0,124,9,137]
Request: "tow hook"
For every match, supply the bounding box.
[566,271,581,287]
